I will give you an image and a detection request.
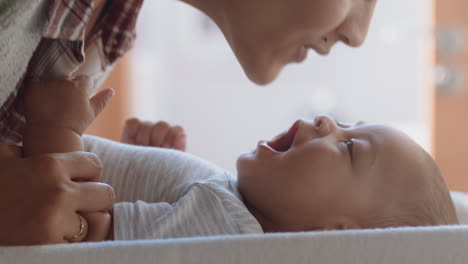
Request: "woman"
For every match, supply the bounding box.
[0,0,376,245]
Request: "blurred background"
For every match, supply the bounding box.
[87,0,468,191]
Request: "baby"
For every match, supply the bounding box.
[23,77,459,241]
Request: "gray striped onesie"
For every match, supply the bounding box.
[83,135,264,240]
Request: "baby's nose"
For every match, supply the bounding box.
[313,115,338,136]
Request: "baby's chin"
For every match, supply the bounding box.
[236,153,254,178]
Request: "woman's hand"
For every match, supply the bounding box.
[121,118,187,151]
[0,144,115,245]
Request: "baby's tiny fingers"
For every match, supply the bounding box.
[169,125,186,150]
[121,118,141,144]
[150,121,171,147]
[173,134,187,151]
[160,125,185,150]
[160,124,178,149]
[170,125,185,136]
[136,121,154,146]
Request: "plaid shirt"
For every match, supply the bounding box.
[0,0,143,145]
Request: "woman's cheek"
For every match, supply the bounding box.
[305,0,351,32]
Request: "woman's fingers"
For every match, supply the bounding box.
[81,211,112,242]
[39,152,114,243]
[0,151,113,245]
[76,182,115,212]
[41,152,103,182]
[64,212,110,243]
[64,214,89,243]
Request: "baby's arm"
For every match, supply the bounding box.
[23,77,114,156]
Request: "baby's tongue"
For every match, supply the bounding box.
[268,121,301,152]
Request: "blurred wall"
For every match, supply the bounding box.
[433,0,468,192]
[132,0,434,173]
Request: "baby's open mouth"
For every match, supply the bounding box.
[267,120,301,152]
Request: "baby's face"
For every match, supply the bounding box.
[237,115,433,231]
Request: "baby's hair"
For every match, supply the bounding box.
[408,154,459,226]
[368,152,459,228]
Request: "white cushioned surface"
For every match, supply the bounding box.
[1,226,468,264]
[452,191,468,224]
[1,192,468,264]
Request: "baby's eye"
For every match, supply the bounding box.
[346,139,355,158]
[337,121,352,128]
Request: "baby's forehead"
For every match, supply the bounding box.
[351,124,414,146]
[352,124,399,135]
[362,125,430,182]
[351,124,424,162]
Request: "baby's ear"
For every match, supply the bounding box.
[320,220,360,231]
[334,222,360,230]
[90,88,115,118]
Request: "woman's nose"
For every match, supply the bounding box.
[317,30,358,55]
[335,21,366,47]
[320,25,366,51]
[317,2,376,53]
[313,115,338,136]
[335,5,375,48]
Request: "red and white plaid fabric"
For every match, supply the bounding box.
[0,0,143,144]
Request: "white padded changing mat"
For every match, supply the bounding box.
[1,226,467,264]
[2,192,468,263]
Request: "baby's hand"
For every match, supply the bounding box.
[25,76,114,135]
[121,118,187,151]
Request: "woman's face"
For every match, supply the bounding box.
[220,0,377,85]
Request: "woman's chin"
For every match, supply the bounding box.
[244,62,284,86]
